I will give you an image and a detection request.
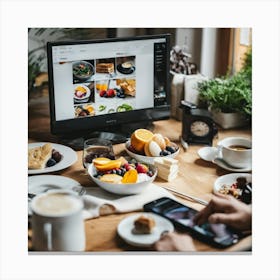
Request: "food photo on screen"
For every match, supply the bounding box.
[72,60,95,84]
[116,56,136,75]
[73,82,95,104]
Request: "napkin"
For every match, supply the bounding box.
[81,183,175,220]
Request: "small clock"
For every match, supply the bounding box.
[180,100,217,146]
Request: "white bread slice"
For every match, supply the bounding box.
[155,164,179,175]
[28,143,52,169]
[157,170,178,182]
[162,157,178,166]
[154,157,178,168]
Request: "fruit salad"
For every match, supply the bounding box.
[92,157,155,184]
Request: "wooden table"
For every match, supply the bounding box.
[28,99,252,252]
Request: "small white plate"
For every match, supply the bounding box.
[197,147,218,162]
[28,142,78,174]
[74,84,91,100]
[117,213,174,247]
[213,157,252,172]
[124,140,179,165]
[28,175,80,215]
[213,173,252,194]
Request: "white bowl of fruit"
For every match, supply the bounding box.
[87,156,157,195]
[124,129,180,165]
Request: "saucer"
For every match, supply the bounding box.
[213,157,252,172]
[197,147,218,162]
[197,147,252,172]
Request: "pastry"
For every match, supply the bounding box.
[96,63,114,73]
[148,140,162,157]
[119,80,136,96]
[133,215,155,234]
[28,143,53,169]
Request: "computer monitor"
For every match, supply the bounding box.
[47,34,171,149]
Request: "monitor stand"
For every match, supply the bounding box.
[58,121,155,150]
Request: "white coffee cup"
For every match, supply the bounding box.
[31,190,85,251]
[217,137,252,168]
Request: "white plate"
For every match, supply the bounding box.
[117,213,174,247]
[213,157,252,172]
[197,147,218,162]
[28,142,78,174]
[74,84,91,100]
[28,175,80,215]
[87,164,157,195]
[213,173,252,194]
[124,140,179,165]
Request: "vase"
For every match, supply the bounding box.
[210,109,249,129]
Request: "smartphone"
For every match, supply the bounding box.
[144,197,240,248]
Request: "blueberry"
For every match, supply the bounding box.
[166,146,176,153]
[46,158,56,167]
[116,169,122,176]
[161,150,171,156]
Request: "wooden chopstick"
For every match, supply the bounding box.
[162,186,208,206]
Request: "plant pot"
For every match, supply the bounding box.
[210,109,249,129]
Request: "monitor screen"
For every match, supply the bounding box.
[47,34,170,148]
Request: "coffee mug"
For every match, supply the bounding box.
[217,137,252,168]
[31,190,85,251]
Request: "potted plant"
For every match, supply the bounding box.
[197,49,252,129]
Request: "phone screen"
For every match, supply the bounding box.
[145,197,239,247]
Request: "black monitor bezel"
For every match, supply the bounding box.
[47,34,171,137]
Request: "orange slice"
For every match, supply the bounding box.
[92,157,112,165]
[94,159,122,171]
[99,174,123,184]
[121,169,138,184]
[130,129,154,153]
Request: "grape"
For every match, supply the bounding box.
[52,150,62,162]
[46,158,56,167]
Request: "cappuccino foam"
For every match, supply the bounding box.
[33,192,82,216]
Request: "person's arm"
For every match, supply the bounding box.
[194,193,252,232]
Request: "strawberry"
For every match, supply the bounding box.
[136,163,149,173]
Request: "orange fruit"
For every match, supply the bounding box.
[130,129,154,153]
[99,174,123,184]
[121,169,138,184]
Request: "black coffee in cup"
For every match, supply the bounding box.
[228,145,250,151]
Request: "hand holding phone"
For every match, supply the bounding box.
[144,196,243,248]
